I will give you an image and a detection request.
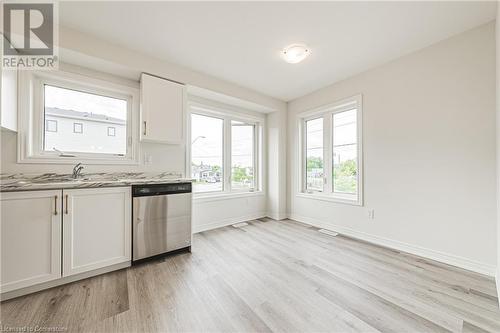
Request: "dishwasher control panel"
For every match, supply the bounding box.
[132,182,192,197]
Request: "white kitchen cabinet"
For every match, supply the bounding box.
[140,73,185,144]
[1,67,18,132]
[0,190,61,293]
[62,187,131,277]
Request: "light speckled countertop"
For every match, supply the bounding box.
[0,172,192,192]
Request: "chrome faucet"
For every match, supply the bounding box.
[72,163,84,179]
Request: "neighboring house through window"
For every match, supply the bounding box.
[43,85,127,155]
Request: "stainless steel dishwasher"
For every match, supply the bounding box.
[132,182,192,263]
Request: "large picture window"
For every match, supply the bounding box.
[190,105,261,195]
[18,69,139,164]
[300,95,362,205]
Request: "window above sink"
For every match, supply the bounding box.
[17,67,140,165]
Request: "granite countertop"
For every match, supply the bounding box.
[0,172,192,192]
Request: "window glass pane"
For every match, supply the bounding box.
[305,117,323,192]
[43,85,127,155]
[333,109,358,194]
[333,109,357,145]
[46,119,57,132]
[73,122,83,134]
[231,121,255,190]
[191,114,223,193]
[107,127,116,136]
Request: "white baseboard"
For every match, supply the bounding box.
[266,211,288,221]
[288,213,496,277]
[193,212,266,233]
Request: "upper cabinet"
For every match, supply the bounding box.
[140,73,186,144]
[1,68,18,132]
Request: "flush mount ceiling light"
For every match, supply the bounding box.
[282,44,310,64]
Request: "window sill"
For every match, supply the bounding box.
[194,191,264,203]
[18,154,140,166]
[295,192,362,206]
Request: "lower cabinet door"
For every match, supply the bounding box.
[1,190,62,292]
[62,187,131,277]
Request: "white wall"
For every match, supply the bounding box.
[267,109,287,220]
[496,8,500,292]
[287,22,497,275]
[0,25,287,232]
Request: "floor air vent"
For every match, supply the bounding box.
[318,229,339,237]
[232,222,249,228]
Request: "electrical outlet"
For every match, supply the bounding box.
[367,209,375,220]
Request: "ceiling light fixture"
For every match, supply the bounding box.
[282,44,310,64]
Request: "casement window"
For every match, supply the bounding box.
[73,122,83,134]
[107,127,116,137]
[299,95,363,205]
[18,69,139,164]
[45,119,58,132]
[189,103,262,195]
[231,120,256,191]
[191,113,224,193]
[305,117,324,192]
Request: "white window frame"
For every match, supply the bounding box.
[303,116,324,193]
[17,68,140,165]
[187,101,264,199]
[297,94,363,206]
[230,119,259,193]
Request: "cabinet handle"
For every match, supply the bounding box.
[143,121,147,135]
[54,195,58,215]
[65,195,69,214]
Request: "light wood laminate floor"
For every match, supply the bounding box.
[1,219,499,332]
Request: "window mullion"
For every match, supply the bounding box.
[323,114,333,193]
[34,78,45,156]
[300,119,306,193]
[224,117,232,193]
[253,124,258,191]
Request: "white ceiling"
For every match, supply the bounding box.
[60,1,496,102]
